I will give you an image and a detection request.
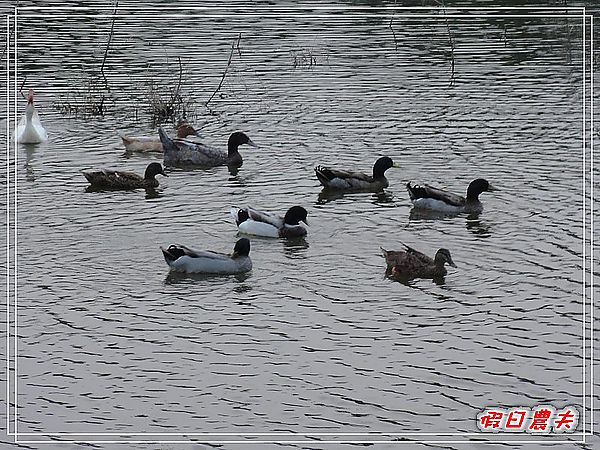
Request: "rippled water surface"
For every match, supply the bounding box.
[2,2,598,448]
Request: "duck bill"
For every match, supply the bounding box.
[487,184,498,192]
[392,162,401,168]
[449,260,457,268]
[300,220,309,227]
[247,139,258,148]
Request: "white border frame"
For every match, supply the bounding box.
[4,5,595,445]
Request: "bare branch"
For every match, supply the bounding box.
[100,0,119,92]
[206,34,241,106]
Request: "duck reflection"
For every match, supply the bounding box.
[317,188,394,205]
[465,213,491,237]
[164,270,252,285]
[22,143,39,182]
[282,236,310,258]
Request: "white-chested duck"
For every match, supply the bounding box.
[83,162,167,190]
[120,123,200,153]
[161,238,252,274]
[406,178,496,214]
[159,127,256,167]
[17,89,48,144]
[315,156,398,191]
[381,243,456,280]
[230,206,308,238]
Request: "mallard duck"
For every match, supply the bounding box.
[230,206,308,238]
[17,89,48,144]
[160,238,252,274]
[315,156,397,191]
[406,178,496,214]
[120,123,200,153]
[159,127,256,167]
[381,243,456,280]
[83,162,167,190]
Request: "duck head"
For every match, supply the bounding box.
[232,238,251,258]
[228,132,257,152]
[372,156,396,179]
[25,89,35,120]
[283,206,308,226]
[144,162,168,180]
[466,178,496,201]
[434,248,457,268]
[176,123,201,139]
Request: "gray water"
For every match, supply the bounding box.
[2,2,599,448]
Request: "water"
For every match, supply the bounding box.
[2,2,598,448]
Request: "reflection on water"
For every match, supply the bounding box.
[281,236,310,258]
[317,188,394,205]
[164,270,253,285]
[23,143,38,182]
[465,213,492,237]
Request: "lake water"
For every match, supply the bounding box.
[2,2,598,448]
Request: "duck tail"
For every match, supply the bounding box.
[406,182,417,200]
[315,166,333,185]
[158,127,178,154]
[119,134,133,145]
[160,245,185,265]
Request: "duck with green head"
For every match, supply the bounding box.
[161,238,252,274]
[406,178,496,214]
[315,156,398,191]
[159,128,256,167]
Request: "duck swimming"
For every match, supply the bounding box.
[17,89,48,144]
[159,128,256,167]
[406,178,496,214]
[231,206,308,238]
[161,238,252,274]
[315,156,397,191]
[381,243,456,280]
[120,123,200,153]
[83,162,167,190]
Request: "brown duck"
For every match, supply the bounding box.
[120,123,200,153]
[83,162,168,190]
[381,243,456,280]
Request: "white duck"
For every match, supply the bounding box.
[17,89,48,144]
[160,238,252,274]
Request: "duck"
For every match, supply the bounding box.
[315,156,397,191]
[160,238,252,274]
[83,162,167,190]
[120,123,200,153]
[230,206,308,238]
[17,89,48,144]
[159,127,256,167]
[381,243,456,280]
[406,178,496,214]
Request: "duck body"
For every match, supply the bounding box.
[121,123,200,153]
[160,238,252,274]
[315,156,395,191]
[17,90,48,144]
[381,243,456,280]
[83,162,167,190]
[230,206,308,238]
[406,178,495,214]
[159,128,256,167]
